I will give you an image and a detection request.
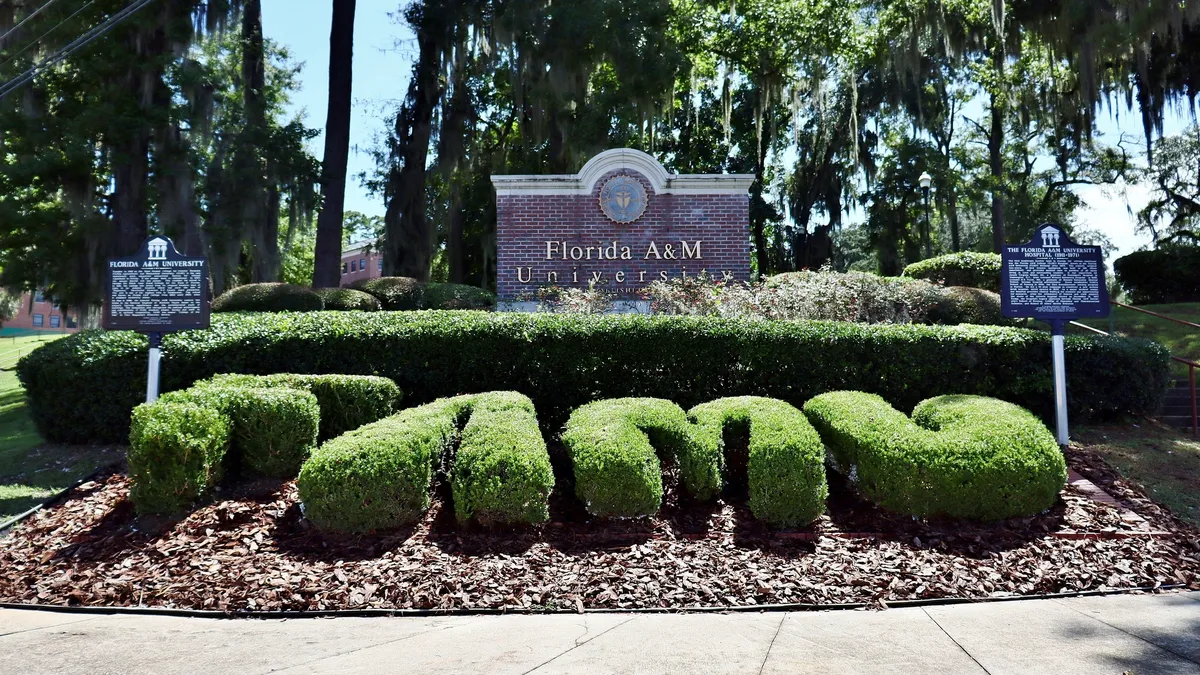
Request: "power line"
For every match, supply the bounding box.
[0,0,65,48]
[0,0,100,73]
[0,0,157,100]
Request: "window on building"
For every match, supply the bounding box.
[377,259,383,271]
[342,263,348,275]
[33,314,44,327]
[350,260,357,272]
[33,290,45,303]
[360,258,366,270]
[50,315,61,328]
[66,317,78,328]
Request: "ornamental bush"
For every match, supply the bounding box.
[803,392,1067,521]
[423,282,497,310]
[127,402,230,515]
[349,277,496,310]
[17,313,1170,444]
[297,391,551,532]
[198,373,401,440]
[924,286,1008,326]
[314,287,382,311]
[349,277,424,310]
[903,252,1003,292]
[212,283,325,313]
[158,386,320,478]
[562,398,702,518]
[1113,247,1200,304]
[688,397,828,527]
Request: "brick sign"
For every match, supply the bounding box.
[491,149,753,298]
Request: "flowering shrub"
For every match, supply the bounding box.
[531,283,616,314]
[645,268,942,324]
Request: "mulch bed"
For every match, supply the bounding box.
[1,449,1198,613]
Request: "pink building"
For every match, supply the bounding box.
[340,241,384,287]
[3,290,80,333]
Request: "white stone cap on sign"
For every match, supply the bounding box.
[490,148,755,196]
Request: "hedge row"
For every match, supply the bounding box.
[211,279,496,314]
[803,392,1067,520]
[1113,247,1200,304]
[128,402,229,515]
[297,391,553,532]
[17,312,1171,445]
[904,252,1002,292]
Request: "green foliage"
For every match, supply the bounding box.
[349,277,495,310]
[212,283,325,313]
[562,398,700,518]
[313,288,382,311]
[297,391,552,532]
[199,373,401,441]
[803,392,1067,521]
[450,392,554,526]
[159,386,319,478]
[924,286,1008,326]
[127,402,230,515]
[904,253,1003,292]
[689,397,828,527]
[1113,248,1200,304]
[1136,126,1200,246]
[19,313,1171,445]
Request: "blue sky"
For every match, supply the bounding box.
[263,1,1194,260]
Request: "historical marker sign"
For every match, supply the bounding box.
[1001,223,1110,321]
[104,236,209,333]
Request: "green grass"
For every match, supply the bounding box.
[0,369,118,524]
[1074,421,1200,529]
[1071,302,1200,378]
[0,333,67,371]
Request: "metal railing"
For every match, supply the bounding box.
[1069,301,1197,437]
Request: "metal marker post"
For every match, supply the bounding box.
[1051,320,1069,446]
[146,332,163,403]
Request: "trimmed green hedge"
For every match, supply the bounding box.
[314,287,382,311]
[17,313,1171,444]
[925,286,1009,326]
[159,386,320,477]
[297,391,552,532]
[1113,247,1200,304]
[350,277,496,310]
[904,252,1002,292]
[689,397,828,527]
[197,373,401,440]
[127,402,230,515]
[212,283,325,313]
[803,392,1067,521]
[562,398,702,518]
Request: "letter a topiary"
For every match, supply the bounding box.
[562,398,704,518]
[297,392,553,533]
[688,397,828,527]
[803,392,1067,521]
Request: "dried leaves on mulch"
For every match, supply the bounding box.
[1,454,1198,613]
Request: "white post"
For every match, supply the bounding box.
[146,333,162,403]
[1051,323,1069,446]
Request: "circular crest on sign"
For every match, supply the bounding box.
[599,175,649,224]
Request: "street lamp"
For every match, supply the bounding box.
[918,171,933,259]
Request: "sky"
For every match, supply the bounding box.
[263,1,1195,261]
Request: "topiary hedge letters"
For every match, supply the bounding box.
[297,391,553,532]
[803,392,1067,520]
[17,313,1170,445]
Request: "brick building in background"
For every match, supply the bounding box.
[339,241,383,286]
[3,290,80,334]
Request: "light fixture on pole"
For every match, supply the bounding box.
[918,171,933,259]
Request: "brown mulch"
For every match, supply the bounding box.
[1,455,1198,613]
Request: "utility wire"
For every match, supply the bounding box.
[0,0,100,73]
[0,0,157,100]
[0,0,65,48]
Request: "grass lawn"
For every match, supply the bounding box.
[1071,302,1200,378]
[1074,421,1200,529]
[0,368,118,524]
[0,332,68,371]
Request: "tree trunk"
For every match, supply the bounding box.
[988,46,1007,252]
[383,3,444,280]
[751,90,771,275]
[448,181,465,283]
[241,0,278,282]
[312,0,357,288]
[947,184,961,252]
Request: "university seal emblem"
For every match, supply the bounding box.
[599,175,648,223]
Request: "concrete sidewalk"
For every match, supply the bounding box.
[2,592,1198,674]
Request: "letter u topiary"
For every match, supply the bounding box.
[803,392,1067,521]
[297,391,553,532]
[688,397,828,527]
[561,398,704,518]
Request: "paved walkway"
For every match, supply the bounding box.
[2,592,1199,674]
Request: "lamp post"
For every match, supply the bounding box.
[918,171,933,259]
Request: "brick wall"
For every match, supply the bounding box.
[339,244,383,287]
[494,156,752,298]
